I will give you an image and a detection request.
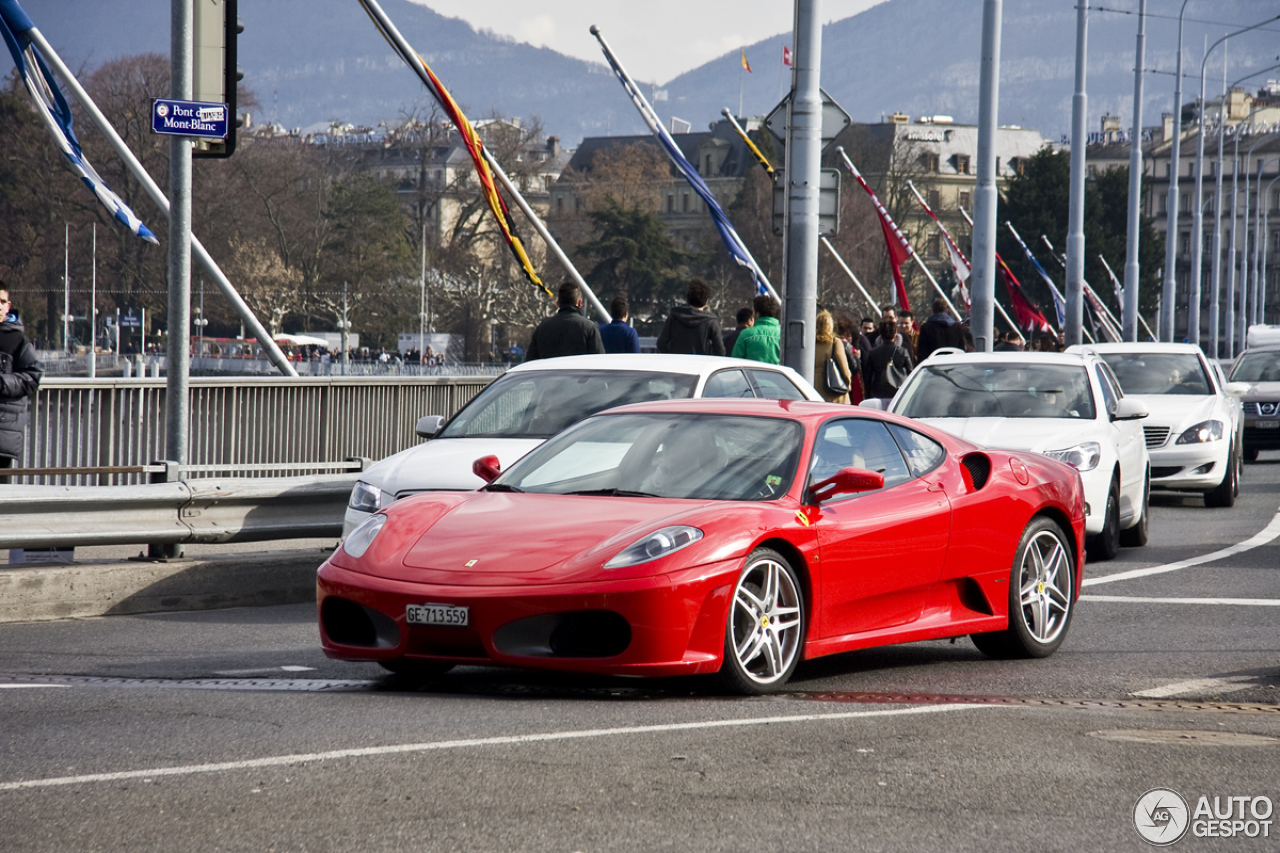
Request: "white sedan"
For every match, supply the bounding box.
[1068,342,1247,508]
[342,354,823,536]
[881,350,1149,561]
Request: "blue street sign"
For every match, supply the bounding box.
[120,310,142,328]
[151,99,228,139]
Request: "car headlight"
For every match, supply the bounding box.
[1175,420,1225,444]
[349,480,383,513]
[604,525,703,569]
[341,514,387,559]
[1044,441,1102,472]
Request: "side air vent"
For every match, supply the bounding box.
[960,453,992,492]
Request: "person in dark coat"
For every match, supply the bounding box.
[721,306,755,356]
[864,319,914,402]
[657,278,725,356]
[526,281,606,361]
[0,285,43,468]
[916,297,964,362]
[598,295,641,354]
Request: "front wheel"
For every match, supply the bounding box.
[1244,447,1259,463]
[1204,444,1238,508]
[971,517,1075,659]
[718,548,805,695]
[1086,481,1120,561]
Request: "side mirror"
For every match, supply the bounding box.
[1111,398,1149,421]
[858,398,887,411]
[808,467,885,504]
[472,454,501,483]
[1223,382,1250,398]
[416,415,445,438]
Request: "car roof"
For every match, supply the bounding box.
[599,396,925,428]
[505,353,792,377]
[919,350,1094,367]
[1236,345,1280,355]
[1069,342,1206,356]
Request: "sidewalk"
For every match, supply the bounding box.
[0,538,336,623]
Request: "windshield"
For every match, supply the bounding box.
[440,370,699,439]
[1229,351,1280,383]
[895,363,1096,420]
[495,412,804,501]
[1099,353,1211,395]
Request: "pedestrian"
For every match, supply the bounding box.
[835,313,864,404]
[916,297,964,361]
[896,310,919,362]
[0,284,43,470]
[722,306,755,356]
[598,295,641,354]
[813,310,852,404]
[994,331,1025,352]
[867,304,896,346]
[657,278,725,356]
[731,294,781,364]
[526,281,606,361]
[864,319,913,403]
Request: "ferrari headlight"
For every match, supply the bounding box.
[349,480,383,513]
[1175,420,1225,444]
[604,525,703,569]
[341,514,387,559]
[1044,441,1102,472]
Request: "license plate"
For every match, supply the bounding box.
[406,603,469,626]
[1256,420,1279,429]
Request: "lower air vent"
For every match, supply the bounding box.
[960,453,992,491]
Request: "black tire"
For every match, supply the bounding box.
[1119,469,1149,548]
[1244,447,1260,463]
[971,517,1075,659]
[1086,480,1120,561]
[379,660,454,681]
[1204,444,1238,508]
[718,548,805,695]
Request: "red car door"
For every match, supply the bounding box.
[808,418,951,639]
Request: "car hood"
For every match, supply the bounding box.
[362,437,546,495]
[912,417,1100,453]
[1122,394,1220,429]
[1243,382,1280,401]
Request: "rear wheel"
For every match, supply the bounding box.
[1244,447,1260,463]
[1119,469,1149,548]
[971,517,1075,659]
[1204,444,1238,508]
[1086,480,1120,561]
[718,548,805,695]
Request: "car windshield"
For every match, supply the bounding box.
[894,363,1096,420]
[494,412,804,501]
[1229,351,1280,383]
[439,370,699,439]
[1099,352,1211,395]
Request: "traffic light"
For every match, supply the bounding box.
[192,0,242,158]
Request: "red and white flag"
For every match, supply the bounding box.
[841,153,913,312]
[782,46,792,66]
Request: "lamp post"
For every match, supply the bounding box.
[1231,109,1280,355]
[1263,171,1280,326]
[1160,0,1193,342]
[1252,154,1280,328]
[1121,0,1147,342]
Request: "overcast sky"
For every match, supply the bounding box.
[408,0,889,84]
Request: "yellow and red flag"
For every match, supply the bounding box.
[740,49,752,73]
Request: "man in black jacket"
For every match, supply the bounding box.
[916,297,964,361]
[0,285,43,468]
[526,281,606,361]
[657,278,725,356]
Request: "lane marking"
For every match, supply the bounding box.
[0,684,66,690]
[211,666,318,676]
[0,703,980,792]
[1082,595,1280,606]
[1133,676,1257,699]
[1083,504,1280,588]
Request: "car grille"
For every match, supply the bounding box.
[1244,401,1279,417]
[1143,426,1171,449]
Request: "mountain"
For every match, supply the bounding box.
[19,0,1280,146]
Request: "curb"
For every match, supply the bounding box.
[0,549,329,623]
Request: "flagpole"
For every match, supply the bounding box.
[1038,233,1120,342]
[721,109,776,181]
[1038,235,1098,344]
[62,223,69,351]
[88,222,96,378]
[820,237,879,315]
[24,28,297,378]
[946,206,1027,335]
[1098,254,1157,340]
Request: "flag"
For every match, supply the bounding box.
[1004,222,1066,327]
[594,28,776,299]
[740,49,752,73]
[0,0,157,244]
[841,152,912,312]
[997,258,1052,333]
[909,183,970,309]
[782,46,792,66]
[358,0,549,298]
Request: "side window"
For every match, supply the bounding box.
[747,369,807,400]
[887,423,946,476]
[1094,365,1118,415]
[809,419,912,497]
[702,369,754,399]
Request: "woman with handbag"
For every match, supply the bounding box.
[813,310,852,404]
[864,319,914,403]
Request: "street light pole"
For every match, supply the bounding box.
[1066,0,1089,347]
[1121,0,1147,341]
[971,0,1003,353]
[1161,0,1193,342]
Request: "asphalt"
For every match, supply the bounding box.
[0,538,336,623]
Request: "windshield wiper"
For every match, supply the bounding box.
[482,483,524,493]
[564,488,658,497]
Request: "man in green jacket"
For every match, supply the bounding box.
[731,294,781,364]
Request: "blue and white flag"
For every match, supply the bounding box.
[1005,222,1064,328]
[0,0,157,243]
[592,27,776,300]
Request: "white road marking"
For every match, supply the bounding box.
[1132,676,1257,699]
[211,666,318,676]
[0,703,981,792]
[1082,595,1280,606]
[0,684,65,689]
[1083,504,1280,587]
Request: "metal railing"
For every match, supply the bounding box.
[15,375,495,486]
